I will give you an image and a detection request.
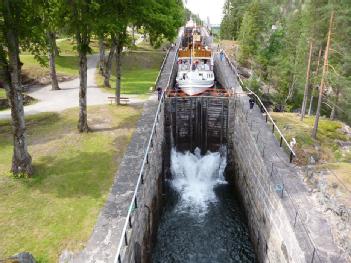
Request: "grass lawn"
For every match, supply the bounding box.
[20,37,100,82]
[97,50,165,98]
[131,38,169,52]
[0,105,142,262]
[21,55,79,79]
[55,38,100,55]
[0,88,6,99]
[270,112,350,164]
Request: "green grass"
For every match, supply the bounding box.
[270,112,350,164]
[97,68,159,96]
[20,37,101,81]
[22,38,100,56]
[0,105,142,262]
[21,55,79,78]
[131,39,169,52]
[55,38,100,55]
[97,50,165,97]
[0,88,6,99]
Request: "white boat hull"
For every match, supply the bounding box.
[178,79,214,88]
[180,87,211,96]
[176,70,215,96]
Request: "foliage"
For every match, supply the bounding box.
[184,8,202,26]
[237,1,265,63]
[243,73,261,95]
[221,0,351,125]
[220,0,251,40]
[0,0,47,77]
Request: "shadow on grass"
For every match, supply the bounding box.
[0,113,63,149]
[90,108,141,133]
[20,135,129,199]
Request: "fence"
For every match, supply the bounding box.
[222,50,296,163]
[234,97,323,262]
[113,43,178,263]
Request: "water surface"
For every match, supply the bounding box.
[152,148,255,263]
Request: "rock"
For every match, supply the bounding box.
[59,250,74,263]
[340,124,351,137]
[0,252,36,263]
[309,156,316,165]
[335,140,351,147]
[314,144,321,151]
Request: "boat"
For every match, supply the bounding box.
[175,21,215,96]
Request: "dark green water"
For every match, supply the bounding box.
[152,149,256,263]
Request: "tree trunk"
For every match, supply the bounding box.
[103,43,116,88]
[330,88,339,120]
[308,47,322,116]
[115,40,123,105]
[98,36,105,74]
[300,41,313,121]
[132,25,136,46]
[308,89,314,116]
[4,0,33,176]
[312,11,334,139]
[48,32,60,90]
[78,50,89,132]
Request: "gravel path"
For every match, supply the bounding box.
[0,54,144,120]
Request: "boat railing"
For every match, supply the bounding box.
[193,49,211,58]
[178,49,191,58]
[178,49,211,59]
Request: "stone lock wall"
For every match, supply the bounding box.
[227,97,310,263]
[121,102,166,263]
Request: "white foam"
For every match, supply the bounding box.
[170,147,227,213]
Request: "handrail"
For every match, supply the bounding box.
[222,50,296,162]
[228,53,323,262]
[113,43,178,263]
[154,47,172,89]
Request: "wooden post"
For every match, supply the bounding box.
[312,11,334,139]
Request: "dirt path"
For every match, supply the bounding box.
[0,54,145,120]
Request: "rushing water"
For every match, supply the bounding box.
[152,148,256,263]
